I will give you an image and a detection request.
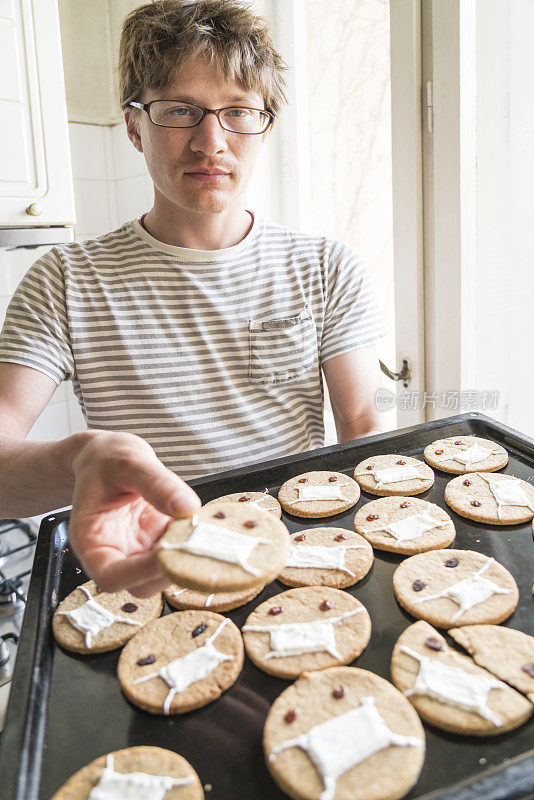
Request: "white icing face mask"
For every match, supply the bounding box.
[286,543,367,576]
[477,473,534,519]
[362,509,448,543]
[412,558,512,623]
[57,585,142,648]
[132,618,233,714]
[243,609,363,660]
[294,485,347,502]
[355,465,426,488]
[400,646,505,726]
[89,753,194,800]
[269,696,422,800]
[449,443,494,466]
[160,516,271,576]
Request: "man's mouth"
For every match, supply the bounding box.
[186,168,230,175]
[184,168,231,183]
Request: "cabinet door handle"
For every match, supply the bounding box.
[26,203,43,216]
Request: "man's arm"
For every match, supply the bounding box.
[322,345,387,442]
[0,362,200,595]
[0,362,82,516]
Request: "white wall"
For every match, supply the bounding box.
[0,120,153,443]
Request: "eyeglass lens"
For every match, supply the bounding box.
[148,101,269,133]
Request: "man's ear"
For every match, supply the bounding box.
[124,109,143,153]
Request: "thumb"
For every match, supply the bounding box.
[122,460,201,518]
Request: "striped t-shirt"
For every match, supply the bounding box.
[0,213,385,479]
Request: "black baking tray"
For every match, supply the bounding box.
[1,412,534,800]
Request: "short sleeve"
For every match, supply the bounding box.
[320,239,386,364]
[0,249,74,384]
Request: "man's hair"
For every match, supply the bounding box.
[119,0,287,120]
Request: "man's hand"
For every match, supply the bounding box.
[68,431,201,597]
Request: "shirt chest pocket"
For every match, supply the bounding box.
[248,305,317,385]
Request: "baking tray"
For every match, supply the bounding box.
[1,412,533,800]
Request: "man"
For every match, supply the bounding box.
[0,0,385,597]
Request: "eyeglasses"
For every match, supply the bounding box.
[126,100,274,135]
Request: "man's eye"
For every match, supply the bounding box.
[166,107,191,116]
[226,108,250,117]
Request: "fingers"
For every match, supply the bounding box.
[77,545,166,595]
[123,461,201,519]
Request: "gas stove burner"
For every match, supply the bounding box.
[0,577,25,616]
[0,632,18,687]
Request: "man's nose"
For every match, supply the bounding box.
[189,112,228,156]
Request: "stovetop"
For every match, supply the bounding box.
[0,519,38,730]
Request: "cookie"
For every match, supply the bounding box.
[164,582,265,612]
[204,490,282,517]
[393,549,518,628]
[354,455,434,496]
[157,503,289,593]
[52,580,163,654]
[242,587,371,679]
[391,621,533,736]
[423,435,508,474]
[117,610,244,715]
[449,624,534,703]
[278,471,360,518]
[277,528,373,589]
[354,497,455,555]
[50,746,203,800]
[445,471,534,524]
[263,666,425,800]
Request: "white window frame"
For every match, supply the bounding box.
[421,0,477,420]
[389,0,426,427]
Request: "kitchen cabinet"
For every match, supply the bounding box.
[0,0,75,232]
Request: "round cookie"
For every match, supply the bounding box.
[242,586,371,679]
[423,435,508,474]
[277,528,373,589]
[445,471,534,525]
[52,580,163,654]
[393,549,518,628]
[263,666,425,800]
[354,455,434,496]
[204,490,282,517]
[354,497,455,555]
[165,582,265,612]
[157,503,289,593]
[118,610,244,715]
[391,621,533,736]
[50,746,203,800]
[278,471,360,518]
[448,624,534,703]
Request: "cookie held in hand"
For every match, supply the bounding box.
[158,502,289,593]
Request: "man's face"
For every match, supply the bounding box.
[126,55,267,216]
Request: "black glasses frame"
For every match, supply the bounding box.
[126,100,275,134]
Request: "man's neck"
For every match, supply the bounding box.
[141,200,253,251]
